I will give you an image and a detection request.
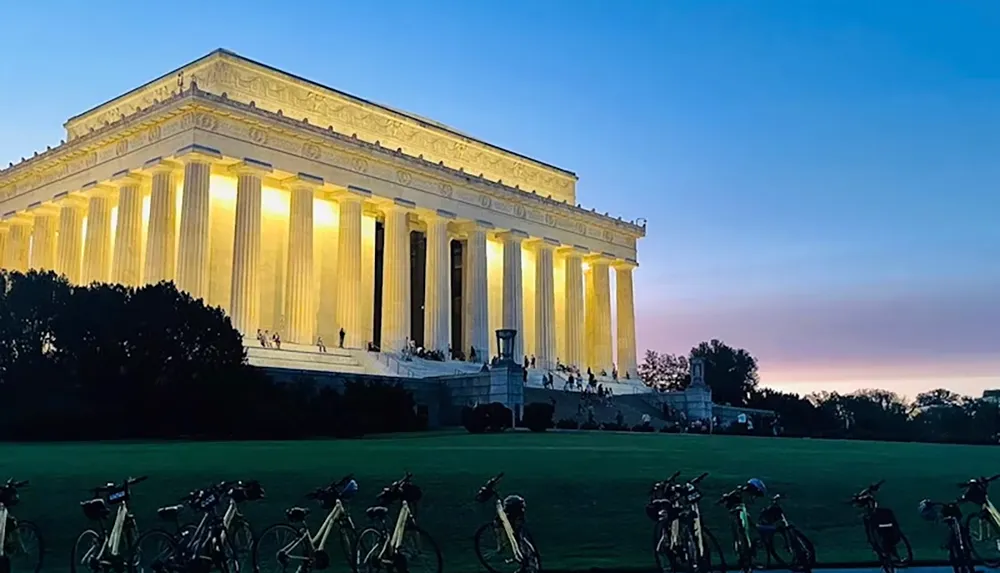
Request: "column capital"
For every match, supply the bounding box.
[389,197,416,210]
[283,172,324,191]
[80,181,117,198]
[457,219,495,235]
[433,208,457,220]
[52,192,89,209]
[613,258,639,270]
[497,228,529,242]
[175,144,223,164]
[336,184,373,202]
[28,202,60,217]
[108,170,145,188]
[585,252,614,265]
[3,210,34,224]
[529,236,561,251]
[229,158,273,176]
[143,157,182,175]
[557,244,590,257]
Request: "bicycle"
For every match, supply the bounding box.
[718,483,760,573]
[849,480,912,573]
[71,476,148,573]
[354,473,442,573]
[919,498,974,573]
[958,473,1000,567]
[472,473,540,573]
[756,493,815,573]
[134,480,264,573]
[648,471,725,573]
[0,478,43,573]
[252,474,359,573]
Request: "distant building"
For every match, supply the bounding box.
[982,390,1000,403]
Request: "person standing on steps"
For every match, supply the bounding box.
[338,327,346,348]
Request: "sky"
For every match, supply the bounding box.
[0,0,996,399]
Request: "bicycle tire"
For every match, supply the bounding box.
[6,519,44,573]
[338,523,359,572]
[353,528,385,573]
[251,523,309,573]
[518,528,541,573]
[701,527,727,573]
[965,512,1000,567]
[787,528,815,573]
[227,517,255,573]
[130,528,177,573]
[947,531,974,573]
[730,522,754,573]
[399,524,442,573]
[70,530,103,573]
[652,521,671,573]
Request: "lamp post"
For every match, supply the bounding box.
[495,328,517,365]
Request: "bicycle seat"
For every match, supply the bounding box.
[286,507,310,522]
[366,506,389,520]
[157,504,184,521]
[81,498,110,520]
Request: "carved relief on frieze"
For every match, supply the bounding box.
[350,157,368,174]
[438,183,453,198]
[147,125,162,143]
[249,127,268,144]
[303,143,321,160]
[395,170,412,186]
[115,139,129,157]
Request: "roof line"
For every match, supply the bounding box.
[64,48,578,179]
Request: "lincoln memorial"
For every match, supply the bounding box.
[0,50,645,382]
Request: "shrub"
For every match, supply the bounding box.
[555,418,579,430]
[660,423,681,433]
[602,422,628,432]
[580,420,600,431]
[522,402,555,432]
[632,422,655,433]
[462,402,513,434]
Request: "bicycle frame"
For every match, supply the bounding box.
[0,504,8,557]
[104,502,131,558]
[378,500,413,560]
[493,497,523,562]
[280,499,350,559]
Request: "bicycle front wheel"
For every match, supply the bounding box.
[252,523,310,573]
[771,527,814,573]
[354,528,385,573]
[70,530,103,573]
[399,525,442,573]
[130,529,177,573]
[6,520,43,573]
[227,517,255,573]
[701,527,726,573]
[518,528,541,573]
[966,512,1000,567]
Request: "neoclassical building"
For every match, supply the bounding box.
[0,50,645,377]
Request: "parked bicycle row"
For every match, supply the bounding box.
[5,471,1000,573]
[645,471,1000,573]
[0,472,531,573]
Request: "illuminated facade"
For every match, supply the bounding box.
[0,50,645,377]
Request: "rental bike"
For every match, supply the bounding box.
[0,479,43,573]
[719,482,760,573]
[354,473,442,573]
[648,471,724,573]
[133,480,264,573]
[849,480,912,573]
[919,498,974,573]
[252,474,359,573]
[958,473,1000,567]
[756,493,815,573]
[71,476,148,573]
[472,473,540,573]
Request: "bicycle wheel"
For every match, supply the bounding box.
[730,523,754,573]
[947,532,974,573]
[336,523,358,571]
[701,527,726,573]
[965,512,1000,567]
[353,528,385,573]
[6,520,43,573]
[652,521,674,573]
[776,528,814,573]
[253,523,311,573]
[130,529,177,573]
[518,528,541,573]
[890,530,913,568]
[227,517,254,573]
[399,524,442,573]
[70,530,103,573]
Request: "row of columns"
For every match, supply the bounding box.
[0,150,639,377]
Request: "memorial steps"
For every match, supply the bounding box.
[243,339,367,374]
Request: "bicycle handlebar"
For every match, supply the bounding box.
[958,474,1000,488]
[4,479,29,488]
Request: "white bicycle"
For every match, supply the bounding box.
[473,473,540,573]
[0,478,43,573]
[71,476,148,573]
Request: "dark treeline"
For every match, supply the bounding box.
[640,343,1000,445]
[0,271,423,441]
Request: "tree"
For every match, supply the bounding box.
[690,339,759,407]
[637,350,689,390]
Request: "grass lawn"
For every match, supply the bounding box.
[2,431,997,571]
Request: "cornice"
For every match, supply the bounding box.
[62,50,578,203]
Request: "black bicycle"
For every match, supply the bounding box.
[920,498,973,573]
[649,472,725,573]
[134,480,265,573]
[957,473,1000,567]
[756,493,815,573]
[472,473,540,573]
[0,479,43,573]
[71,476,148,573]
[850,480,912,573]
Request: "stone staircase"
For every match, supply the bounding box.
[244,339,367,374]
[523,387,666,428]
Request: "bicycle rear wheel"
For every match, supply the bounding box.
[399,525,442,573]
[701,527,726,573]
[70,530,103,573]
[131,529,177,573]
[6,520,43,573]
[252,523,310,573]
[966,512,1000,567]
[353,528,385,573]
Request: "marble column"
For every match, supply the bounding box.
[534,238,559,371]
[501,229,527,361]
[335,187,370,348]
[175,150,215,299]
[4,217,32,273]
[587,255,613,373]
[29,208,58,271]
[0,225,8,269]
[380,199,414,352]
[55,196,87,284]
[82,185,115,284]
[111,173,144,286]
[229,160,269,335]
[424,209,454,354]
[284,175,320,344]
[561,246,586,369]
[143,159,179,285]
[615,260,639,379]
[465,220,492,362]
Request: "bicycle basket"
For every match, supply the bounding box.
[503,495,526,520]
[872,507,901,546]
[82,498,110,521]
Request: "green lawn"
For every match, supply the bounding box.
[1,431,996,571]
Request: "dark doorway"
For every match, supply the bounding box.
[410,230,426,347]
[450,239,464,356]
[372,220,384,349]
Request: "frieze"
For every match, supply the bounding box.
[66,52,577,203]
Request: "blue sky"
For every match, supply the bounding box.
[0,0,996,397]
